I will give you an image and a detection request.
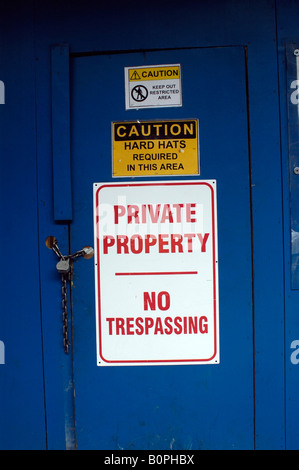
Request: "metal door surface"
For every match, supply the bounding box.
[69,47,253,449]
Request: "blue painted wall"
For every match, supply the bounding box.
[0,0,46,449]
[0,0,298,449]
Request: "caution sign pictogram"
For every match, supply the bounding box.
[130,70,141,81]
[112,119,200,177]
[125,64,182,109]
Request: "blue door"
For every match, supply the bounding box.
[69,46,253,449]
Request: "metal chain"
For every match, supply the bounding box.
[61,272,70,354]
[45,236,93,354]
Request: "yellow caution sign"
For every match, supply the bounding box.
[112,119,199,177]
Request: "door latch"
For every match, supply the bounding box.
[45,236,94,353]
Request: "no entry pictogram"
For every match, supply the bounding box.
[131,85,148,102]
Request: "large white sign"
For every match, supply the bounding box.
[93,180,219,366]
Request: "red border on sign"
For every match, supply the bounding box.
[95,181,218,364]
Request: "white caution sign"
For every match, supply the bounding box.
[125,64,182,109]
[93,180,219,366]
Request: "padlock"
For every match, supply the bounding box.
[56,258,70,274]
